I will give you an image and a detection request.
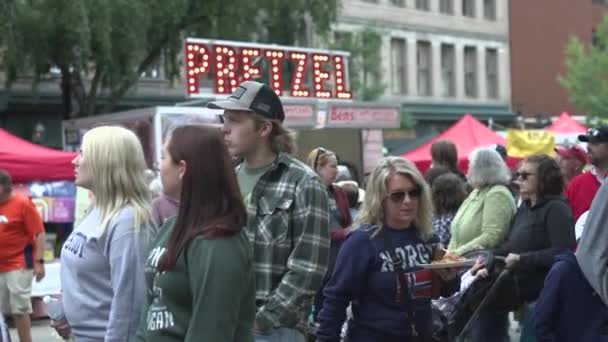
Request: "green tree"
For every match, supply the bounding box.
[560,16,608,119]
[0,0,339,118]
[331,27,386,101]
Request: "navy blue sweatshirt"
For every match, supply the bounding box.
[316,226,459,342]
[534,252,608,342]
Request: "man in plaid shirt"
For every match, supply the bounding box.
[209,81,330,341]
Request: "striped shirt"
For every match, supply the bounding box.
[241,153,330,333]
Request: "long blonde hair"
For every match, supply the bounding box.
[356,156,433,240]
[81,126,152,234]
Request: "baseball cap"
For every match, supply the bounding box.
[492,144,507,159]
[554,145,587,165]
[207,81,285,122]
[578,126,608,143]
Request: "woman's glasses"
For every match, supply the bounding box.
[387,188,422,203]
[515,171,535,180]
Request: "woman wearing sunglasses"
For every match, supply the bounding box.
[471,154,575,342]
[315,157,460,342]
[307,147,353,322]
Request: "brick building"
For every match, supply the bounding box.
[510,0,608,118]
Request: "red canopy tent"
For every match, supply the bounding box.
[402,114,516,174]
[547,112,587,134]
[0,128,76,182]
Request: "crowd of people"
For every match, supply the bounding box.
[1,80,607,342]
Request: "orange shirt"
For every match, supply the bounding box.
[0,193,44,272]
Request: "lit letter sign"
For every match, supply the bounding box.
[185,38,352,100]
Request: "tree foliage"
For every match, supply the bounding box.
[0,0,339,118]
[560,15,608,119]
[331,27,386,101]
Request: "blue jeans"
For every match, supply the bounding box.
[255,328,307,342]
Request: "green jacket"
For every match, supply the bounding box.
[242,153,330,333]
[448,184,516,256]
[135,218,255,342]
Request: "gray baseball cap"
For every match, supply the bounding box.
[207,81,285,122]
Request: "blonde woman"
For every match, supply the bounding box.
[55,126,155,341]
[316,157,460,342]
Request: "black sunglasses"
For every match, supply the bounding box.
[387,188,422,203]
[515,171,535,180]
[313,147,327,170]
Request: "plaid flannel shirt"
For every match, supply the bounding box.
[243,153,330,332]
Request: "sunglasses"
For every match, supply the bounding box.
[515,171,535,180]
[387,188,422,203]
[313,147,327,170]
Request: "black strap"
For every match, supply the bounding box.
[381,229,419,340]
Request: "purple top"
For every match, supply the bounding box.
[151,193,179,232]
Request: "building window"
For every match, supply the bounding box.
[417,41,432,96]
[391,38,407,95]
[463,0,475,17]
[484,0,496,20]
[390,0,405,6]
[416,0,430,10]
[486,48,498,99]
[441,44,455,97]
[361,0,379,3]
[440,0,454,14]
[464,46,477,98]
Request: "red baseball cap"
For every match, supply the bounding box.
[554,145,587,165]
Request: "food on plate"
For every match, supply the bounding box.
[431,252,467,265]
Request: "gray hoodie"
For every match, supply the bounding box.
[576,181,608,306]
[60,206,152,341]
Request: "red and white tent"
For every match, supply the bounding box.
[402,114,517,174]
[547,112,588,145]
[0,128,76,182]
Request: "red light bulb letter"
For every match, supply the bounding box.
[312,54,332,98]
[289,52,310,97]
[265,50,286,96]
[214,45,239,94]
[333,55,352,99]
[241,48,261,82]
[185,43,211,96]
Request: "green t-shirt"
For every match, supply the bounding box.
[237,162,274,207]
[135,218,256,342]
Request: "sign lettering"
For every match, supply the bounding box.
[185,38,352,100]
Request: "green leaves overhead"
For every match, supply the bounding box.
[0,0,339,117]
[331,27,386,101]
[560,15,608,120]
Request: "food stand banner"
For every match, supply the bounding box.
[325,105,400,129]
[507,129,556,158]
[283,104,317,128]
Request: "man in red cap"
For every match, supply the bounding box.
[565,127,608,220]
[555,145,587,185]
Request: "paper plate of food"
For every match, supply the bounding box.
[418,253,476,269]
